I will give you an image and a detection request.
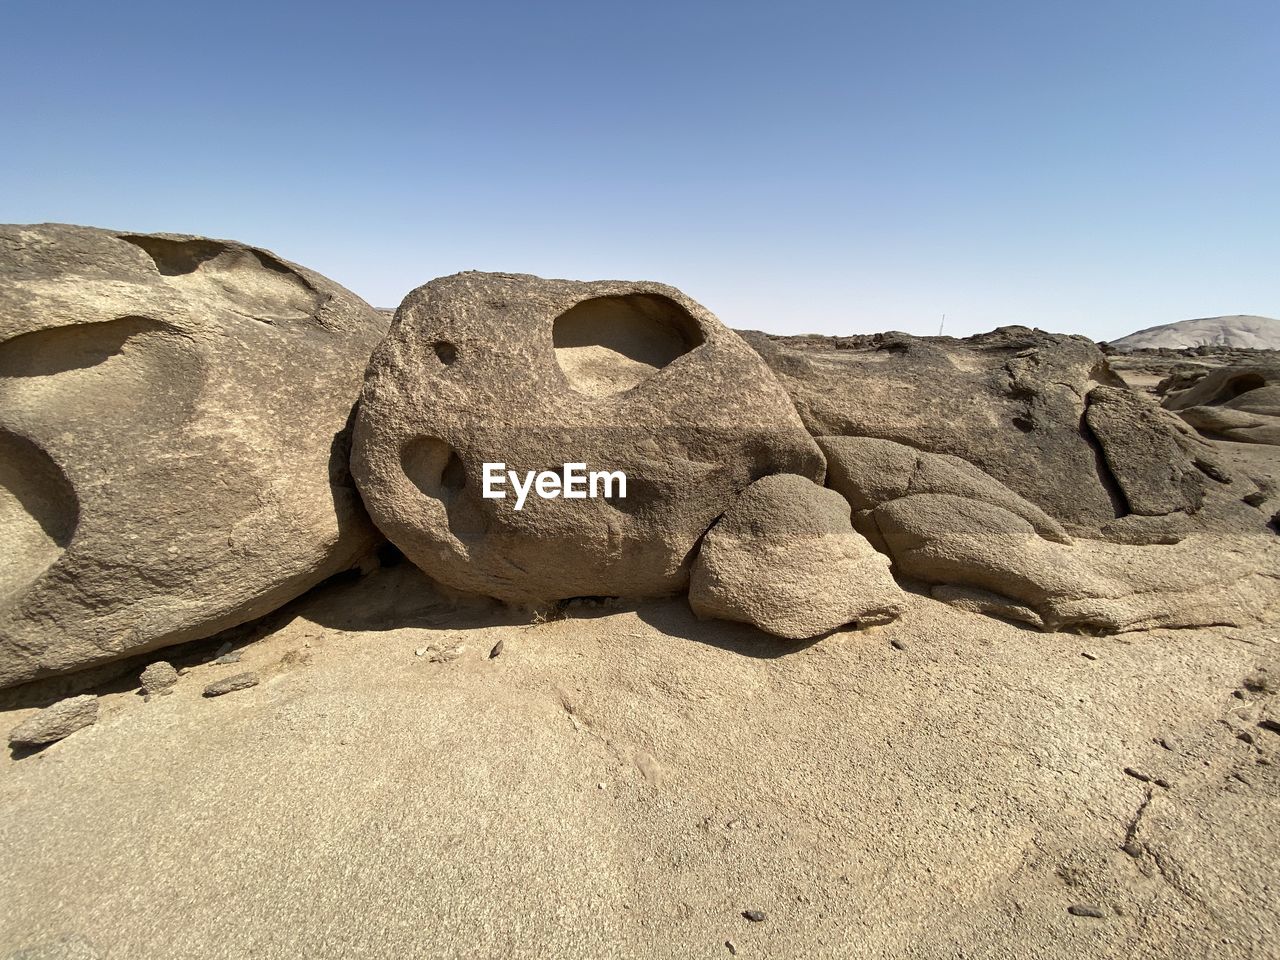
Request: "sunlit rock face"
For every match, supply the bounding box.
[351,271,824,605]
[0,223,387,688]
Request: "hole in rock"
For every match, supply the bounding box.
[1218,373,1267,403]
[0,316,175,378]
[401,437,466,500]
[433,341,458,365]
[0,431,79,605]
[553,293,703,396]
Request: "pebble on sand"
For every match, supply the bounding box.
[742,910,767,922]
[140,661,179,695]
[1068,904,1106,918]
[8,695,99,747]
[203,672,259,697]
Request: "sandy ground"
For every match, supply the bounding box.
[1,561,1277,960]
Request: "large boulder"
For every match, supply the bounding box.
[821,436,1280,632]
[0,223,386,688]
[1160,365,1280,446]
[744,327,1265,543]
[688,473,904,639]
[352,272,824,605]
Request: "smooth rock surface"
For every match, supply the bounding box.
[353,272,823,604]
[688,474,904,638]
[0,224,387,688]
[1161,365,1280,446]
[8,695,98,746]
[821,436,1280,632]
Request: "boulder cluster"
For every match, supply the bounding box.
[2,224,1277,689]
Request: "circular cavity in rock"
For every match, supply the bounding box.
[552,293,704,396]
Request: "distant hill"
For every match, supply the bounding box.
[1110,314,1280,351]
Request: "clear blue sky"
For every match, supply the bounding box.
[2,0,1277,340]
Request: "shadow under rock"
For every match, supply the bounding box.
[633,599,824,660]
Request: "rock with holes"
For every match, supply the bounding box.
[351,271,824,604]
[820,435,1280,632]
[1160,365,1280,446]
[0,223,386,688]
[688,473,904,639]
[744,327,1270,544]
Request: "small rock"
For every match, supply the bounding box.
[1237,730,1256,745]
[1068,904,1106,918]
[1080,651,1099,661]
[1231,771,1253,786]
[889,638,907,651]
[202,672,259,697]
[9,696,99,747]
[415,647,427,657]
[429,646,464,664]
[1155,736,1180,752]
[140,661,179,696]
[1123,767,1152,783]
[489,639,504,659]
[1231,689,1247,700]
[1154,778,1172,790]
[212,651,242,666]
[725,941,738,956]
[1258,718,1280,735]
[742,910,767,922]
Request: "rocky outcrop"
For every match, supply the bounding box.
[745,327,1267,543]
[1160,365,1280,446]
[0,224,386,688]
[688,473,904,639]
[821,436,1280,631]
[352,272,824,605]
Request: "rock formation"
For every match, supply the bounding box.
[351,272,824,605]
[689,473,904,638]
[821,436,1280,631]
[1109,314,1280,352]
[0,224,386,688]
[744,327,1269,544]
[1159,365,1280,446]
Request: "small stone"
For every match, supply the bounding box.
[140,661,179,695]
[1154,778,1172,790]
[1231,689,1246,700]
[1237,730,1256,745]
[597,782,605,790]
[489,639,504,659]
[9,695,99,747]
[742,910,766,922]
[1081,651,1099,661]
[429,646,463,664]
[1258,718,1280,735]
[889,638,907,651]
[415,647,427,657]
[212,651,242,666]
[203,672,259,697]
[1231,771,1252,785]
[1156,736,1179,752]
[1123,767,1152,783]
[1068,904,1106,918]
[725,941,738,956]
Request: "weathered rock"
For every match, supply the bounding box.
[821,436,1280,632]
[1161,365,1280,446]
[0,224,387,688]
[689,474,903,639]
[8,694,98,746]
[139,660,179,695]
[203,672,259,697]
[352,272,824,604]
[744,327,1259,543]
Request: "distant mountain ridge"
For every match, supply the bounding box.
[1110,314,1280,351]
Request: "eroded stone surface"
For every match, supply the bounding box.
[1161,365,1280,446]
[821,436,1280,632]
[352,272,823,604]
[689,473,904,639]
[745,327,1263,543]
[8,694,98,746]
[0,224,386,688]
